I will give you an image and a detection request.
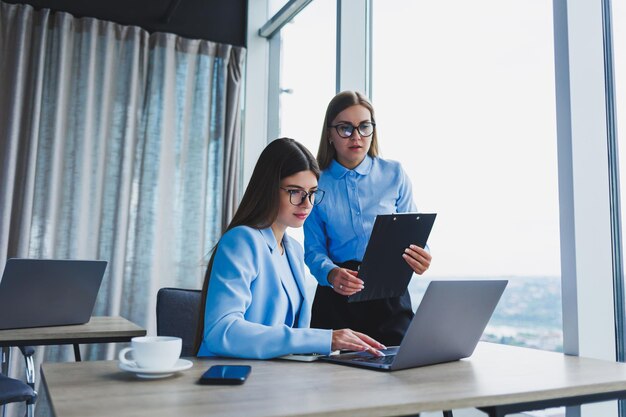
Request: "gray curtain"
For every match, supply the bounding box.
[0,1,244,409]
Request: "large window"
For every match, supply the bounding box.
[275,1,335,152]
[373,1,562,351]
[613,0,626,364]
[615,2,626,144]
[268,0,289,16]
[275,0,336,244]
[252,2,626,414]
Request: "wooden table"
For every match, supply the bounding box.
[0,316,146,362]
[0,316,145,417]
[41,342,626,417]
[0,315,146,386]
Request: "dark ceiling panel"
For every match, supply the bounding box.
[4,0,247,47]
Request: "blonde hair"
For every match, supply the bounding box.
[317,91,380,170]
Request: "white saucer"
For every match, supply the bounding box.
[118,358,193,379]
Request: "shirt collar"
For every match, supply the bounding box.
[260,227,278,252]
[328,155,373,178]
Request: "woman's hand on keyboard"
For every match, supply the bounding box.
[331,329,386,356]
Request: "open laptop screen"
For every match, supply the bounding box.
[323,280,507,371]
[0,258,107,330]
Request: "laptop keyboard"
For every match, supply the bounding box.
[352,355,396,365]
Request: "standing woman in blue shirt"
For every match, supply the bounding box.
[194,138,384,359]
[304,91,432,346]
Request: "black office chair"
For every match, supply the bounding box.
[156,287,202,357]
[18,346,35,390]
[0,373,36,417]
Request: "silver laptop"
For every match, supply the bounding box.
[320,280,507,371]
[0,258,107,330]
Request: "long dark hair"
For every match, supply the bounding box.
[317,90,380,170]
[193,138,320,354]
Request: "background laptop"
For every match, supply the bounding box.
[0,258,107,330]
[321,280,507,371]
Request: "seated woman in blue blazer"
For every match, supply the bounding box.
[194,138,384,359]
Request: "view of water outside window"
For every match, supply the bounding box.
[274,1,562,352]
[373,1,561,351]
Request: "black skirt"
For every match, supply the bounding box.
[310,260,414,346]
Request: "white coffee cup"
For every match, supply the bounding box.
[118,336,182,369]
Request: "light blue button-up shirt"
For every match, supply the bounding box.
[304,156,417,285]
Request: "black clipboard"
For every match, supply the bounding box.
[348,213,437,303]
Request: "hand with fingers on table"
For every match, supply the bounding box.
[402,244,432,275]
[327,267,364,296]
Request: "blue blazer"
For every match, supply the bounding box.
[197,226,332,359]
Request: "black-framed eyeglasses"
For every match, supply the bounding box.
[329,122,376,138]
[280,187,325,206]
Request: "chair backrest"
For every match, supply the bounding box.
[0,374,36,407]
[156,288,202,357]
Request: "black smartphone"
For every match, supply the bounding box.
[198,365,251,385]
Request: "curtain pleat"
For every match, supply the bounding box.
[222,47,245,231]
[0,3,245,415]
